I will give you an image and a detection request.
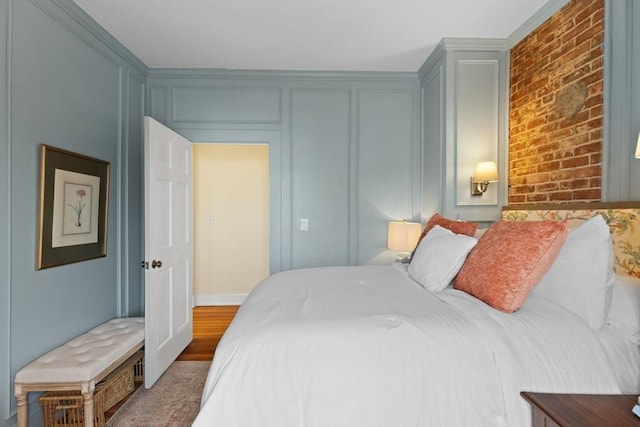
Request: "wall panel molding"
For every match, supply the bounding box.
[455,59,500,206]
[149,85,168,125]
[0,0,11,421]
[119,70,146,317]
[603,0,640,201]
[289,88,352,269]
[172,86,281,124]
[356,89,419,264]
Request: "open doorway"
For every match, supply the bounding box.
[192,143,270,305]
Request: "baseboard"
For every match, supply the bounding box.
[193,294,247,306]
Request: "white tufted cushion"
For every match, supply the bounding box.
[15,318,144,384]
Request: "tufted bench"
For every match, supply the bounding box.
[14,317,144,427]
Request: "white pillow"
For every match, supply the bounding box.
[533,214,614,329]
[408,225,477,291]
[606,274,640,344]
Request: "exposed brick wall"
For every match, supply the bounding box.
[509,0,604,204]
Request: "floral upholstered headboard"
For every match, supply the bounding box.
[502,202,640,279]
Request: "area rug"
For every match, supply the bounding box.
[106,361,210,427]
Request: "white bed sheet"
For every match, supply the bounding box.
[193,264,626,427]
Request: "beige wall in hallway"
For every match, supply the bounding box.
[193,144,269,299]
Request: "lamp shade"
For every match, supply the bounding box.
[635,132,640,159]
[387,221,422,252]
[474,161,499,182]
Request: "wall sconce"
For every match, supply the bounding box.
[471,161,499,196]
[635,131,640,159]
[387,220,422,262]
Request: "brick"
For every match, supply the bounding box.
[512,185,536,194]
[549,191,573,201]
[526,173,551,184]
[567,178,589,189]
[509,194,526,204]
[537,142,559,154]
[561,155,589,168]
[509,176,526,186]
[572,188,601,200]
[573,165,601,178]
[538,161,560,172]
[536,182,559,192]
[508,1,603,206]
[527,193,549,202]
[550,170,574,181]
[574,142,600,155]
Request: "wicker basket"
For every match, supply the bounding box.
[38,351,144,427]
[39,391,105,427]
[133,353,145,384]
[97,351,143,411]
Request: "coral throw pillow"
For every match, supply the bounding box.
[415,214,477,248]
[453,220,568,313]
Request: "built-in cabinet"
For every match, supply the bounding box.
[419,39,508,222]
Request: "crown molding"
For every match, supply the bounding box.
[42,0,148,76]
[506,0,570,48]
[147,68,419,84]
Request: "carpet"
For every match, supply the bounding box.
[106,361,210,427]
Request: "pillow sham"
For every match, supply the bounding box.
[408,225,478,291]
[453,220,568,313]
[533,214,614,329]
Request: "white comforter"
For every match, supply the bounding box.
[193,265,622,427]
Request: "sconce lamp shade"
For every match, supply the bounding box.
[474,161,499,182]
[635,132,640,159]
[387,221,422,252]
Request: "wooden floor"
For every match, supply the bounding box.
[177,305,240,361]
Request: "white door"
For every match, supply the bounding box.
[144,116,193,388]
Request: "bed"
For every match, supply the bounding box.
[192,202,640,427]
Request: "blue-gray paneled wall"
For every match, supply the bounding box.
[146,70,421,272]
[290,89,352,268]
[0,1,146,425]
[1,0,638,426]
[604,0,640,201]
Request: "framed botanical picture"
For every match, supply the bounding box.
[36,145,110,269]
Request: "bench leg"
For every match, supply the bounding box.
[15,387,27,427]
[82,390,95,427]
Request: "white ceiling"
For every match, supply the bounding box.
[72,0,550,72]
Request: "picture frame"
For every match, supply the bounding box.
[36,144,110,269]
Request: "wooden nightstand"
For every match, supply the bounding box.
[521,392,640,426]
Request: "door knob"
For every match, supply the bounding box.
[151,260,163,269]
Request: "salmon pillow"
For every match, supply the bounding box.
[453,220,568,313]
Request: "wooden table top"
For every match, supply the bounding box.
[521,392,640,427]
